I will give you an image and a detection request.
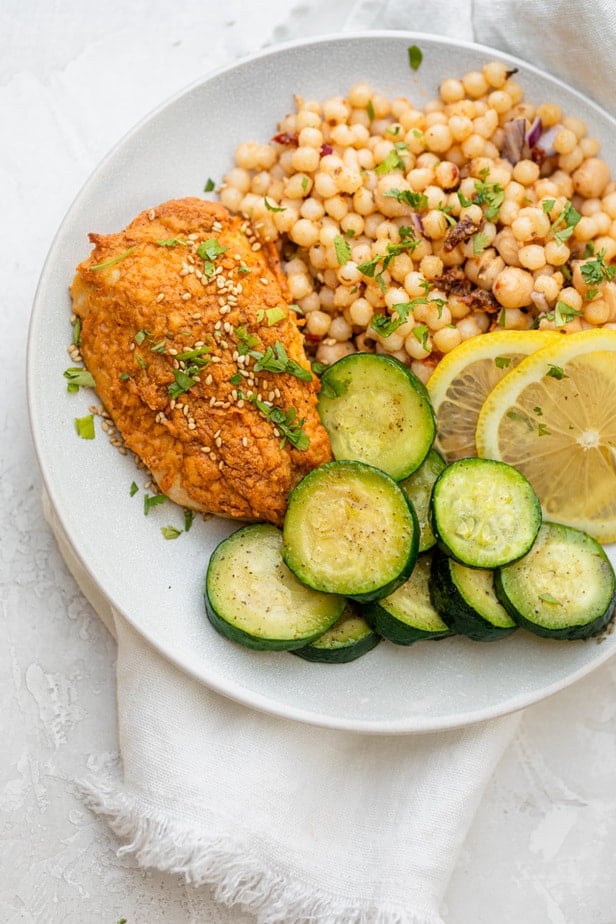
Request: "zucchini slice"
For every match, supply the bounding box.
[317,352,435,481]
[495,521,616,640]
[431,457,541,568]
[205,523,345,650]
[364,551,452,645]
[293,601,381,663]
[430,548,516,641]
[400,448,446,552]
[282,460,419,602]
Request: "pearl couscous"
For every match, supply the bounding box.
[219,60,616,383]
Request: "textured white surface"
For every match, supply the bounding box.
[4,1,616,921]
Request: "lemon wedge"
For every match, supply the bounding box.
[475,329,616,543]
[426,330,560,461]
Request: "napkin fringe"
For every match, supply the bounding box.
[78,777,444,924]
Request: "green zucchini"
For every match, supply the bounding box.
[293,601,381,663]
[430,548,516,641]
[495,521,616,640]
[317,352,435,481]
[399,448,446,553]
[205,523,345,650]
[431,457,541,569]
[282,460,419,602]
[363,551,452,645]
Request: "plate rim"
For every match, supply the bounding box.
[28,29,616,735]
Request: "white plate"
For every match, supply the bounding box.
[27,31,616,734]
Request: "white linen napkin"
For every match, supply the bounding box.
[48,2,616,921]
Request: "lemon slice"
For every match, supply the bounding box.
[476,329,616,543]
[427,330,560,461]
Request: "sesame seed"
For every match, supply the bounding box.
[237,399,245,409]
[156,293,165,302]
[215,436,222,448]
[209,452,216,461]
[201,446,211,453]
[218,460,224,471]
[188,421,196,430]
[188,232,199,241]
[259,277,268,285]
[148,209,156,220]
[212,221,223,233]
[242,436,248,447]
[205,373,213,386]
[182,292,192,300]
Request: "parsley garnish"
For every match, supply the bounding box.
[550,200,581,244]
[334,234,352,265]
[235,326,260,355]
[130,482,139,497]
[64,367,95,392]
[367,99,375,121]
[546,364,567,380]
[72,317,82,346]
[134,328,150,345]
[168,369,198,398]
[156,238,189,247]
[460,173,505,221]
[412,325,430,350]
[247,396,310,450]
[184,509,195,532]
[161,525,182,540]
[358,228,419,292]
[255,306,286,326]
[472,231,489,254]
[581,250,616,297]
[264,197,286,212]
[370,296,427,337]
[204,178,216,192]
[197,238,227,276]
[495,356,512,369]
[408,45,423,70]
[74,414,95,439]
[383,188,428,210]
[375,142,408,175]
[249,341,312,381]
[143,493,167,515]
[90,247,136,271]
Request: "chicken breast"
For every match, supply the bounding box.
[70,197,332,525]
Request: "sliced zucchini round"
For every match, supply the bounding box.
[431,457,542,569]
[429,548,516,642]
[317,352,435,481]
[399,448,446,553]
[282,460,419,602]
[363,551,452,645]
[293,601,381,663]
[495,521,616,640]
[205,523,345,650]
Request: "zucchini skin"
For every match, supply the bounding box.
[293,601,381,663]
[495,522,616,640]
[363,552,452,645]
[429,549,516,642]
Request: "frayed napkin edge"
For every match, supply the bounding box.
[77,776,445,924]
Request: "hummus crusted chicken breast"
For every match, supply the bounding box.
[70,197,331,526]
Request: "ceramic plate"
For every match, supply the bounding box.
[27,32,616,734]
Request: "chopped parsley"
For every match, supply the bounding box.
[161,525,182,540]
[256,306,286,326]
[472,231,489,254]
[197,238,227,276]
[367,99,375,121]
[143,493,167,515]
[383,188,428,210]
[64,367,95,392]
[90,247,136,271]
[184,509,195,532]
[459,173,505,221]
[334,234,352,265]
[129,481,139,497]
[168,369,198,398]
[156,238,189,247]
[246,395,310,450]
[546,364,567,380]
[412,324,430,350]
[249,341,313,381]
[408,44,423,70]
[235,326,260,355]
[375,142,408,175]
[550,200,581,244]
[134,328,150,346]
[581,249,616,298]
[204,178,216,192]
[74,414,95,439]
[358,227,419,292]
[72,317,82,346]
[264,197,286,212]
[495,356,512,369]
